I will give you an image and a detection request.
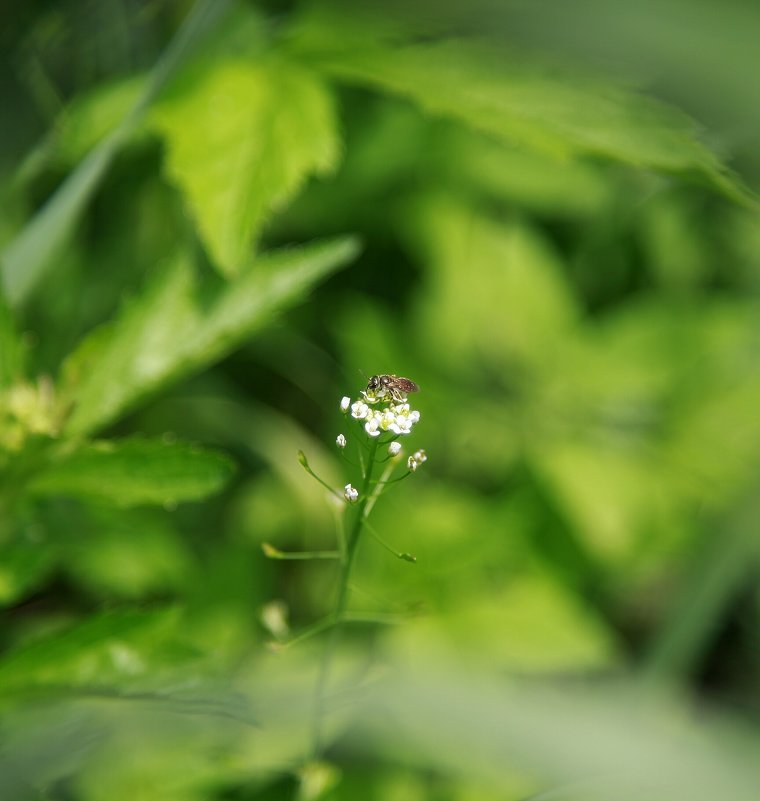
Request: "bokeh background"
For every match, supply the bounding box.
[3,1,760,799]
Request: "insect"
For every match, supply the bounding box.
[366,374,420,402]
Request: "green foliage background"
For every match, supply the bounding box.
[2,1,760,799]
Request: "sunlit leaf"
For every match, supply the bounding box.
[59,235,360,436]
[28,438,234,508]
[304,36,752,203]
[151,56,340,277]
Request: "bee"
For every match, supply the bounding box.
[367,374,420,402]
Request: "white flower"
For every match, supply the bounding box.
[340,396,351,413]
[364,415,381,437]
[408,449,428,472]
[388,441,402,456]
[387,402,421,435]
[347,393,421,439]
[351,400,370,420]
[389,419,411,435]
[344,483,359,503]
[336,433,346,449]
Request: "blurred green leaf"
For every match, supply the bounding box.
[151,56,340,277]
[0,287,23,387]
[59,507,194,600]
[431,123,616,218]
[644,482,760,684]
[532,438,666,563]
[54,76,146,165]
[0,538,56,608]
[71,713,254,801]
[403,193,578,369]
[639,190,710,290]
[27,438,234,508]
[0,608,181,697]
[385,574,619,674]
[531,299,760,573]
[306,36,752,203]
[358,659,760,801]
[59,235,360,436]
[0,0,234,307]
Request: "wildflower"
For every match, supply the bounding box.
[388,441,402,456]
[407,449,427,472]
[336,434,347,449]
[364,416,381,437]
[387,403,420,435]
[340,396,351,413]
[351,400,370,420]
[344,483,359,503]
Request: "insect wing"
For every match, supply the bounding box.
[394,377,419,393]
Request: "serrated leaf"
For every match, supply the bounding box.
[308,37,752,204]
[28,438,234,508]
[151,57,340,276]
[59,235,360,437]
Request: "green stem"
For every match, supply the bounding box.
[363,519,417,563]
[310,436,379,757]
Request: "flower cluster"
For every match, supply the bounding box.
[348,399,420,438]
[329,381,427,509]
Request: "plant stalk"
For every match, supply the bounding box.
[310,437,379,757]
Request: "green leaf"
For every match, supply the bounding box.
[0,539,56,608]
[59,235,359,436]
[386,573,619,674]
[28,438,234,508]
[0,607,180,696]
[54,76,146,165]
[402,193,578,369]
[0,0,235,307]
[58,507,194,599]
[150,56,340,277]
[0,287,24,387]
[307,36,752,203]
